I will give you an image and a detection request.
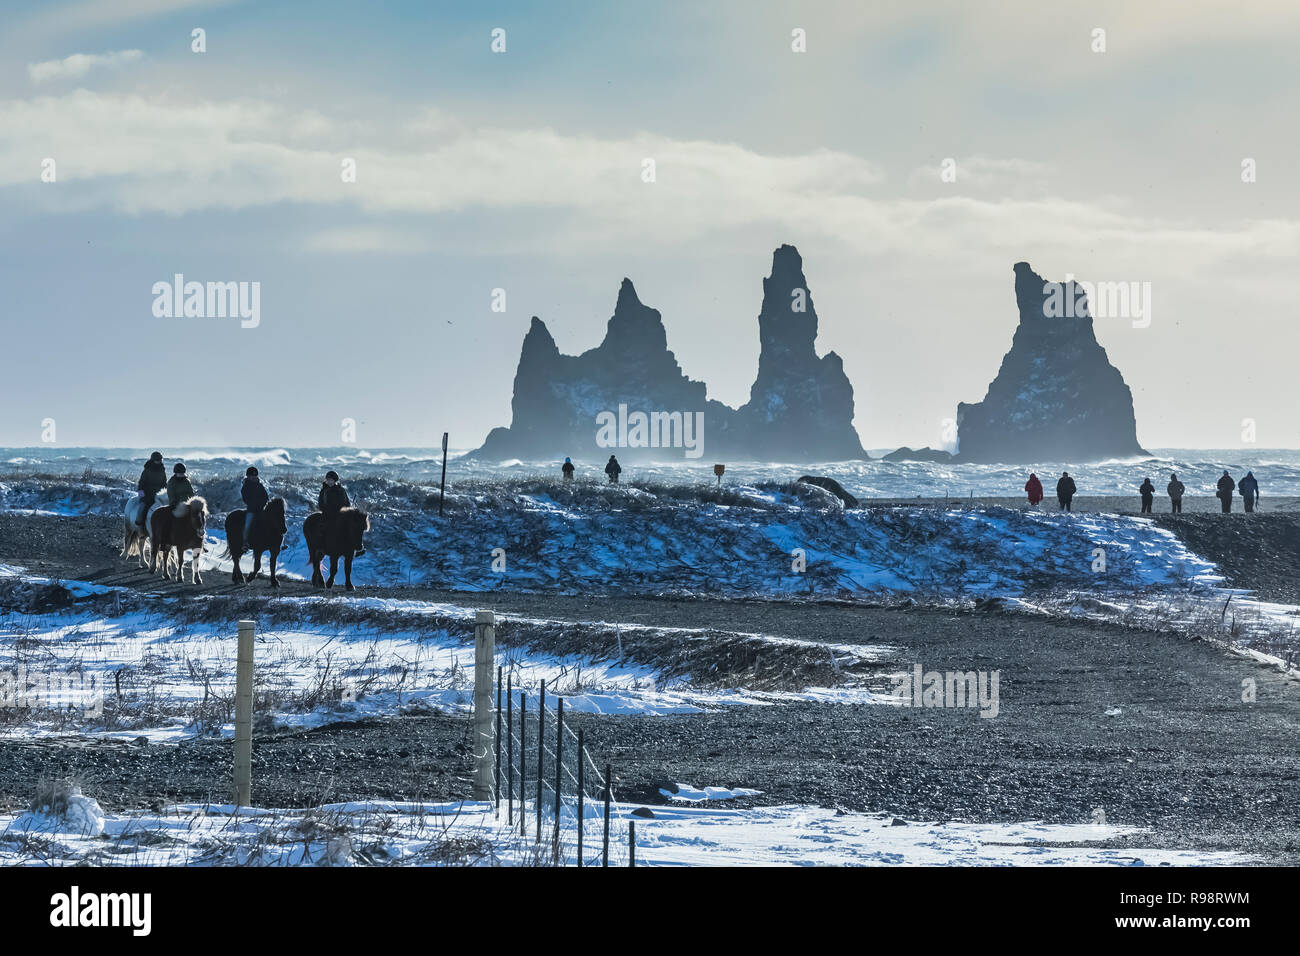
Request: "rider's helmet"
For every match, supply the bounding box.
[246,466,258,477]
[325,470,339,482]
[150,451,163,463]
[174,462,186,474]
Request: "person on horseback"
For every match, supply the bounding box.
[317,471,363,555]
[241,466,269,543]
[167,462,195,509]
[136,451,167,530]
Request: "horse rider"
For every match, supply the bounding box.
[241,466,269,543]
[136,451,167,530]
[318,470,363,555]
[166,462,194,509]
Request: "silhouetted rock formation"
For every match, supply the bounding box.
[882,446,954,463]
[735,245,866,460]
[955,262,1147,463]
[470,246,868,463]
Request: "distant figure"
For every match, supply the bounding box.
[562,457,575,481]
[136,451,167,530]
[166,462,194,511]
[241,465,269,541]
[1167,473,1185,513]
[1056,471,1076,512]
[605,455,622,484]
[1024,473,1043,508]
[1216,470,1235,514]
[1239,470,1260,513]
[1138,477,1155,514]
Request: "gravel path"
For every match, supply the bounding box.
[2,511,1298,862]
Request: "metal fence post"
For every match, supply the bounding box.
[234,620,254,806]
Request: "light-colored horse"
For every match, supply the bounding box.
[121,494,167,569]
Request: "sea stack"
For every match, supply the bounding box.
[736,245,867,461]
[955,262,1147,463]
[468,245,868,462]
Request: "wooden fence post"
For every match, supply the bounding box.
[234,619,254,806]
[472,611,495,801]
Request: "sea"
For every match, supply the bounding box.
[2,447,1297,498]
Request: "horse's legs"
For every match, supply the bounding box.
[269,548,279,588]
[311,549,324,587]
[326,554,337,588]
[250,548,262,581]
[192,543,202,584]
[344,552,354,591]
[231,531,244,583]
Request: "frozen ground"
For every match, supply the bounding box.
[0,795,1251,867]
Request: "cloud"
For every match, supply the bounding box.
[0,89,1295,276]
[28,49,144,84]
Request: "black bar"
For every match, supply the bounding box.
[629,821,635,868]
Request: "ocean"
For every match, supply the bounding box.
[1,446,1297,498]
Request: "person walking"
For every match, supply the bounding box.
[1216,470,1235,514]
[1239,470,1260,513]
[1167,473,1185,513]
[605,455,622,484]
[1024,473,1044,508]
[561,457,575,481]
[1056,471,1077,512]
[1139,477,1155,514]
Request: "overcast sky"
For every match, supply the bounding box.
[1,0,1297,452]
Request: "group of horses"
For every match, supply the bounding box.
[120,495,370,590]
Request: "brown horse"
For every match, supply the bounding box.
[303,507,368,591]
[224,498,287,587]
[149,497,208,583]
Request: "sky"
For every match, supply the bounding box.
[1,0,1297,452]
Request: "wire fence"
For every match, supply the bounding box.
[492,664,635,866]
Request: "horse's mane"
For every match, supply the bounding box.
[340,505,370,531]
[188,495,209,517]
[266,497,286,514]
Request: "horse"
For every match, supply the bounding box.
[121,495,165,568]
[149,496,208,584]
[303,507,369,591]
[223,498,287,587]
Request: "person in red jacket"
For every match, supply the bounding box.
[1024,473,1044,507]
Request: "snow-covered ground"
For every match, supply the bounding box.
[0,794,1250,867]
[0,568,887,740]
